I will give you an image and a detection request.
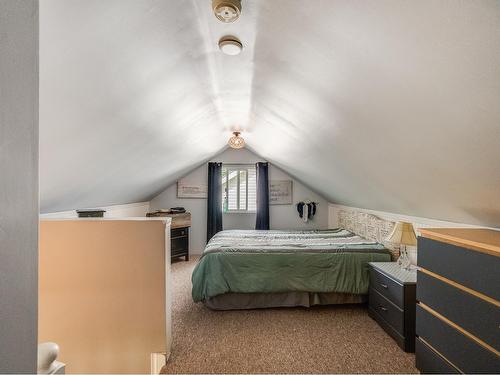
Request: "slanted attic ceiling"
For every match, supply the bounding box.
[40,0,500,227]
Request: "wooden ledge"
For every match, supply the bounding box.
[419,228,500,257]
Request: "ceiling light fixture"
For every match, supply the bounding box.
[228,131,245,149]
[219,36,243,56]
[212,0,242,23]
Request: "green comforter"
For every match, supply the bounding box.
[191,229,391,302]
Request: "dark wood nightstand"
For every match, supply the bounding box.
[171,227,189,261]
[147,212,191,261]
[368,262,417,352]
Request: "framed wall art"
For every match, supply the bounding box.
[177,180,208,199]
[269,180,293,205]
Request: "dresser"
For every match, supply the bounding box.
[169,213,191,261]
[416,228,500,374]
[171,226,189,261]
[148,212,191,261]
[368,262,417,352]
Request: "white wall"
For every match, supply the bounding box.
[0,1,39,372]
[38,1,500,229]
[150,148,329,253]
[40,202,151,219]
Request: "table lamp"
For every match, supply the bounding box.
[386,221,417,269]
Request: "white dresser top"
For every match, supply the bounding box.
[369,262,417,284]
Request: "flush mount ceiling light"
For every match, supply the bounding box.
[212,0,242,23]
[228,131,245,149]
[219,36,243,56]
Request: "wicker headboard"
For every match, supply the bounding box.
[338,208,398,258]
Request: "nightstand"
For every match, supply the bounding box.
[147,212,191,261]
[171,227,189,261]
[368,262,417,352]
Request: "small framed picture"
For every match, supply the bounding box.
[177,180,208,199]
[269,180,293,205]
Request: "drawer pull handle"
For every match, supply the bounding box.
[379,306,388,312]
[380,283,388,289]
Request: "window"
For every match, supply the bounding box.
[222,164,256,213]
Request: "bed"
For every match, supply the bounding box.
[191,228,392,310]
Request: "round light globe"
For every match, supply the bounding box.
[228,131,245,149]
[219,37,243,56]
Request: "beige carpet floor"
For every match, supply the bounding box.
[164,257,417,374]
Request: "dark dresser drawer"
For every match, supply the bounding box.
[415,337,459,374]
[417,270,500,351]
[418,237,500,301]
[171,227,188,238]
[416,304,500,373]
[171,236,188,255]
[369,267,404,309]
[369,287,404,334]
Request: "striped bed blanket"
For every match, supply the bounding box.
[192,228,391,302]
[203,228,389,255]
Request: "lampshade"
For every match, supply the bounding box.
[385,221,417,246]
[228,131,245,149]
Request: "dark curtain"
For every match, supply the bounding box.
[207,162,223,242]
[255,162,270,230]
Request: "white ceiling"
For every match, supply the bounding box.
[40,0,500,227]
